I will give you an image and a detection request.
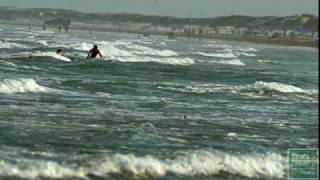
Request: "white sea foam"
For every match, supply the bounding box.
[96,40,132,48]
[138,40,154,45]
[101,45,134,57]
[127,44,178,57]
[0,41,30,49]
[44,40,176,61]
[115,56,194,65]
[233,81,316,95]
[159,42,167,46]
[233,48,257,57]
[206,44,230,49]
[257,59,272,63]
[220,81,314,95]
[88,41,188,65]
[45,53,71,62]
[0,78,48,93]
[212,59,246,66]
[159,81,315,96]
[235,48,258,52]
[36,40,49,46]
[112,39,133,46]
[33,29,55,35]
[0,159,86,179]
[235,52,256,57]
[1,51,71,62]
[70,42,94,51]
[197,52,237,58]
[227,132,238,137]
[0,150,286,179]
[78,41,134,58]
[246,81,308,93]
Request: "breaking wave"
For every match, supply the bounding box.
[197,52,237,58]
[0,78,48,93]
[235,48,258,52]
[0,51,72,62]
[243,81,310,93]
[213,59,246,66]
[70,42,94,51]
[64,40,189,65]
[0,41,30,49]
[114,56,194,65]
[0,150,286,179]
[235,52,256,57]
[127,44,178,57]
[99,40,178,57]
[158,81,316,96]
[198,59,245,66]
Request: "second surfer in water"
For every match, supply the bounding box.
[87,45,102,59]
[56,48,63,55]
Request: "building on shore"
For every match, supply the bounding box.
[214,26,236,35]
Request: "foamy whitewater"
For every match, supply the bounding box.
[0,24,318,180]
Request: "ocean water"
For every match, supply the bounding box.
[0,24,318,180]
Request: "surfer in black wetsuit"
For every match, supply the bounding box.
[56,49,63,55]
[87,45,102,59]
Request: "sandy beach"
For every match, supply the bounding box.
[71,23,319,48]
[1,20,318,48]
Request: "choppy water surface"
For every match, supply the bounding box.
[0,24,318,180]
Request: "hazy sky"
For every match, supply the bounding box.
[0,0,318,17]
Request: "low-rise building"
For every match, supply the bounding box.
[268,30,285,38]
[215,26,236,35]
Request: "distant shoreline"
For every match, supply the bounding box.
[1,20,318,48]
[71,23,319,48]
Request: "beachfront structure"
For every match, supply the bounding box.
[155,26,173,32]
[215,26,236,35]
[122,22,152,29]
[283,30,296,39]
[183,25,200,33]
[268,30,286,38]
[235,28,249,36]
[43,18,71,32]
[251,29,268,37]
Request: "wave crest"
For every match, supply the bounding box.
[0,51,71,62]
[0,78,47,93]
[159,81,316,97]
[0,150,286,179]
[0,41,30,49]
[197,52,237,58]
[248,81,307,93]
[115,56,194,65]
[214,59,246,66]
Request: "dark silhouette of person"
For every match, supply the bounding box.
[187,28,191,39]
[56,49,63,55]
[87,45,102,59]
